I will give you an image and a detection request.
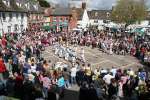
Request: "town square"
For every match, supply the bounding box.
[0,0,150,100]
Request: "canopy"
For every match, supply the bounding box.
[131,28,145,36]
[43,26,51,31]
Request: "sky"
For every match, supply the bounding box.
[46,0,150,10]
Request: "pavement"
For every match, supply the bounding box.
[41,45,144,100]
[42,45,143,71]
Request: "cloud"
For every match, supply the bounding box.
[46,0,150,10]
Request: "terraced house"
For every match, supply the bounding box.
[27,0,44,31]
[0,0,28,34]
[0,0,44,34]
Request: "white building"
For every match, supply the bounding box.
[75,1,90,29]
[87,10,111,27]
[77,9,90,29]
[0,0,28,35]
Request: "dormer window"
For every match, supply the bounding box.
[3,0,10,6]
[34,4,38,10]
[16,1,22,7]
[148,12,150,16]
[106,12,110,17]
[25,3,30,9]
[95,12,98,17]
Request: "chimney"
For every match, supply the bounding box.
[82,2,86,9]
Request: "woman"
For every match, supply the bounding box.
[41,73,51,99]
[0,54,6,81]
[57,74,65,98]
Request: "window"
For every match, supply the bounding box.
[14,24,18,31]
[95,12,98,16]
[65,17,68,21]
[34,4,38,10]
[21,13,24,19]
[106,12,110,18]
[9,13,12,21]
[53,17,56,21]
[16,13,19,19]
[25,3,30,9]
[3,0,10,6]
[64,17,68,22]
[59,17,63,22]
[20,25,24,32]
[94,20,98,23]
[2,12,6,21]
[8,26,11,33]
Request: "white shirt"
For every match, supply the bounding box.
[101,69,108,74]
[94,69,100,76]
[19,55,25,63]
[103,74,114,84]
[71,67,77,77]
[110,68,117,77]
[31,65,37,73]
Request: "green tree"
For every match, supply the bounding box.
[111,0,148,26]
[37,0,50,7]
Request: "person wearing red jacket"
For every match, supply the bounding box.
[0,55,6,81]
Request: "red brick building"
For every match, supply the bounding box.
[44,7,77,32]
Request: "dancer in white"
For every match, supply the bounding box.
[81,47,85,63]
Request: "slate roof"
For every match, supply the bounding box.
[87,10,112,20]
[10,0,26,12]
[0,0,11,11]
[0,0,44,13]
[0,0,27,12]
[50,8,72,16]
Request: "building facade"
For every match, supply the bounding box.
[87,10,111,27]
[0,0,28,34]
[27,1,44,31]
[44,7,77,32]
[0,0,45,34]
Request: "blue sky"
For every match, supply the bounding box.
[46,0,150,10]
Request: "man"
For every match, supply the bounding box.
[57,74,65,98]
[81,48,85,63]
[70,66,77,85]
[63,68,71,88]
[103,72,114,85]
[110,67,117,77]
[85,64,92,84]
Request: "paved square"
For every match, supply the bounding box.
[42,45,143,71]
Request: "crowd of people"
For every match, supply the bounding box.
[68,30,150,62]
[0,28,149,100]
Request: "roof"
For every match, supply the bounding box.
[0,0,11,11]
[44,8,52,16]
[0,0,27,12]
[10,0,26,12]
[0,0,44,13]
[87,10,112,20]
[50,8,72,16]
[74,8,84,20]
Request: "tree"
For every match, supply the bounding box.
[37,0,50,7]
[111,0,148,26]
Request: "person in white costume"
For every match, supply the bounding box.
[81,48,85,62]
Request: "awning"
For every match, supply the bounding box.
[43,26,51,31]
[133,28,145,36]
